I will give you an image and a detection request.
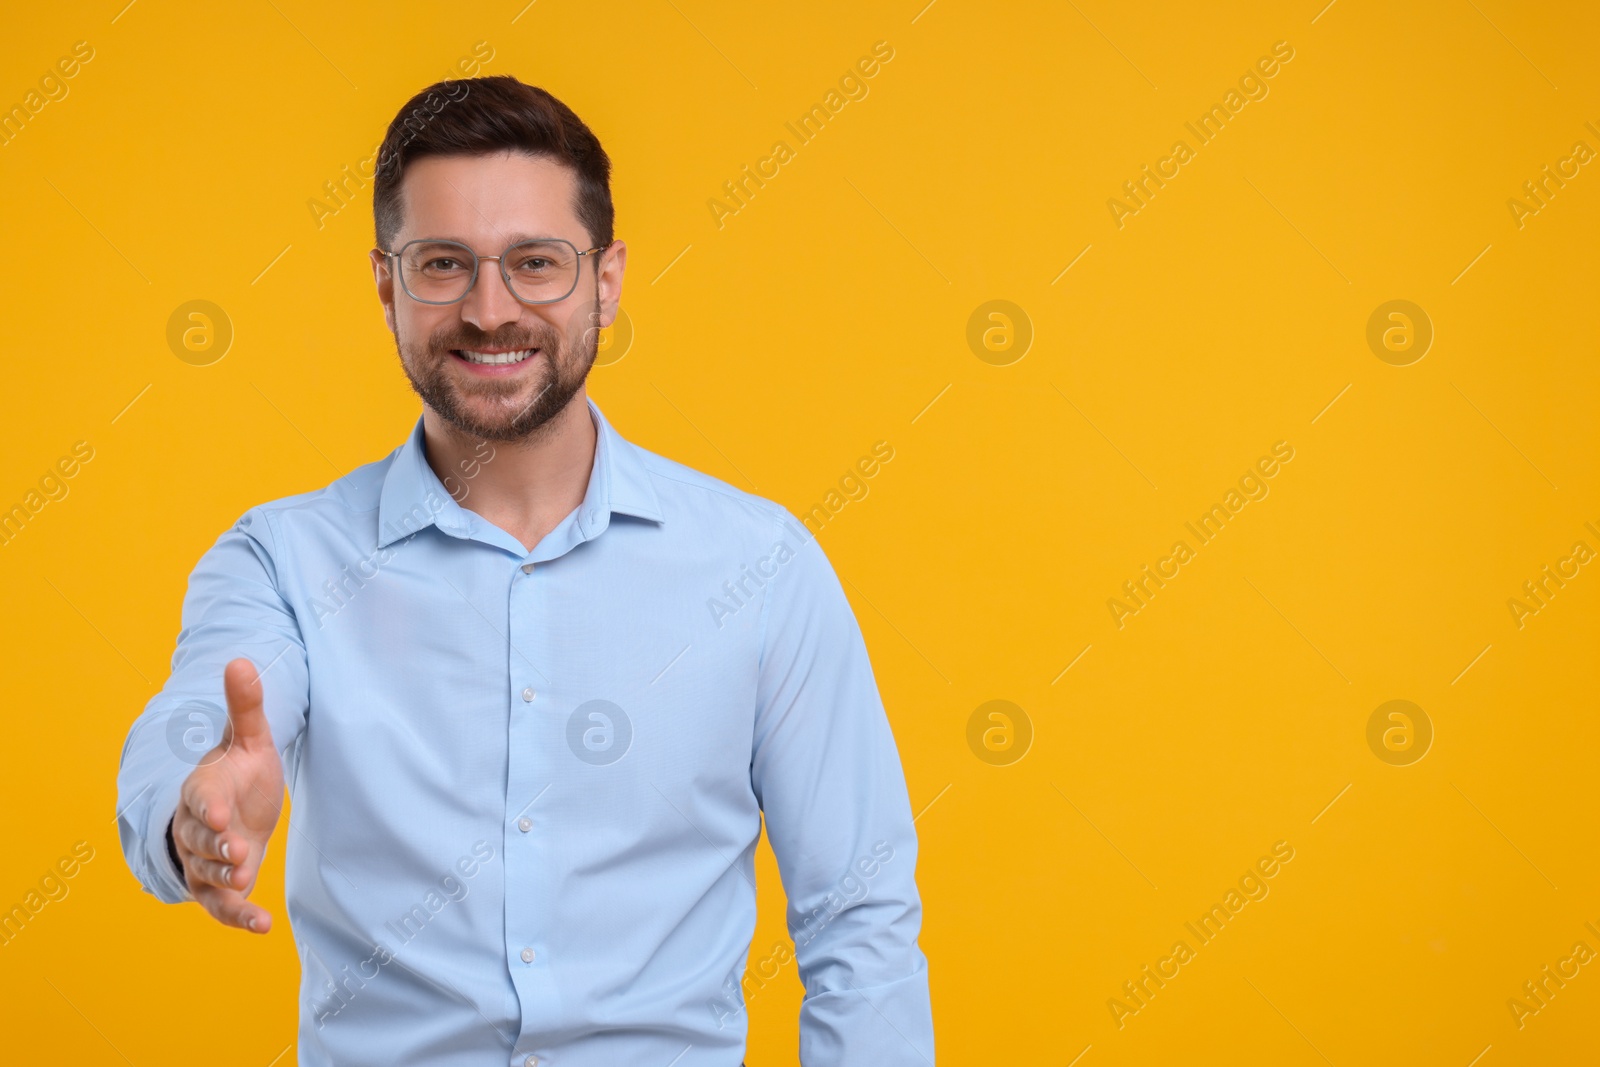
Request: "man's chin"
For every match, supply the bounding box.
[436,387,567,441]
[402,348,585,442]
[442,406,532,441]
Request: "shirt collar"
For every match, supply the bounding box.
[376,395,665,550]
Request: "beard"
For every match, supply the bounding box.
[395,288,601,443]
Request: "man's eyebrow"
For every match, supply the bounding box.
[412,233,563,245]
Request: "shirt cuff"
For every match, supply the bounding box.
[164,814,184,883]
[141,779,193,904]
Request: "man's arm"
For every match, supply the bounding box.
[750,511,934,1066]
[115,506,310,905]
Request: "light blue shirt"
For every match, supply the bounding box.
[115,397,933,1066]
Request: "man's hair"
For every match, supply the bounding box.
[371,75,614,252]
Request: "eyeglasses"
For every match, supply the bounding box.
[378,237,609,305]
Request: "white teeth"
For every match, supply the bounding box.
[459,348,534,365]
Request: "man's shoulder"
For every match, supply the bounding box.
[630,440,800,540]
[229,447,400,540]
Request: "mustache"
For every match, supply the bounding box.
[431,324,558,353]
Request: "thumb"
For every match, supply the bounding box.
[222,657,274,751]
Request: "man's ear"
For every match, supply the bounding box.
[595,240,626,329]
[369,249,397,334]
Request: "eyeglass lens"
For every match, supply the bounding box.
[398,240,581,303]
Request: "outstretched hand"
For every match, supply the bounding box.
[170,657,284,932]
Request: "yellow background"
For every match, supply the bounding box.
[2,0,1596,1063]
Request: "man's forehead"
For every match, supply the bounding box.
[398,151,579,240]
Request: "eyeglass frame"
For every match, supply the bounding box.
[377,235,612,306]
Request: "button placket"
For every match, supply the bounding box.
[506,532,557,1053]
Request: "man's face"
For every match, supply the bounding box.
[370,151,625,442]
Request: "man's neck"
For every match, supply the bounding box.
[419,389,597,553]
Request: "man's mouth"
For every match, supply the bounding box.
[451,347,539,366]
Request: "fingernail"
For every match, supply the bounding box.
[199,802,208,822]
[221,865,234,885]
[247,916,259,932]
[220,841,231,861]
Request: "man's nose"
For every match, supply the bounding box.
[459,261,525,333]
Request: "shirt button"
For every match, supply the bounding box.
[586,508,598,523]
[524,1057,539,1067]
[520,947,535,963]
[518,817,532,832]
[521,687,535,702]
[521,562,534,574]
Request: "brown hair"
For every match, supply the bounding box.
[372,75,614,251]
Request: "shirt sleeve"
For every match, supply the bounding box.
[115,506,310,905]
[750,510,935,1066]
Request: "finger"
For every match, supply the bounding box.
[174,813,226,861]
[180,774,232,833]
[193,884,273,934]
[223,657,275,751]
[185,853,238,889]
[216,832,247,866]
[184,819,249,868]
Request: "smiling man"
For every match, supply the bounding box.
[115,76,934,1066]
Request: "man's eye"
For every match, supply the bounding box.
[424,258,466,271]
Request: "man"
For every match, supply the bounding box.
[115,75,933,1066]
